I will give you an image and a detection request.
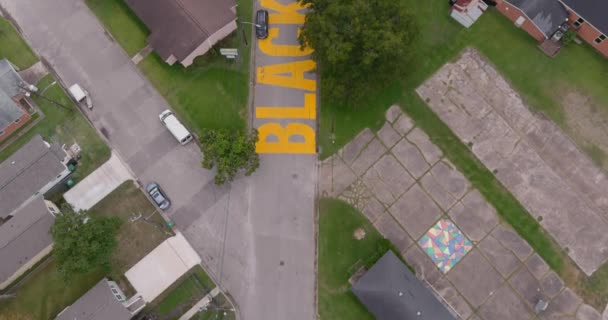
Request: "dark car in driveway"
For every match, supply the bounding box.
[146,182,171,210]
[256,9,268,39]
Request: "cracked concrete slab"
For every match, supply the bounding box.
[406,128,443,165]
[509,266,544,309]
[362,154,414,206]
[339,128,375,165]
[389,184,442,239]
[541,288,582,318]
[377,121,401,148]
[541,271,565,299]
[478,235,520,277]
[393,114,415,136]
[420,170,458,211]
[404,245,442,284]
[416,47,608,275]
[374,212,413,252]
[447,249,503,308]
[350,138,387,176]
[449,190,499,242]
[430,160,470,200]
[360,196,385,223]
[478,284,533,320]
[577,304,602,320]
[526,253,550,280]
[391,138,430,179]
[385,104,403,124]
[491,225,533,261]
[319,155,357,198]
[434,276,473,319]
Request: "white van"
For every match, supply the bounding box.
[159,110,193,145]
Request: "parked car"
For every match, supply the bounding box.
[159,109,193,145]
[146,182,171,210]
[255,10,269,39]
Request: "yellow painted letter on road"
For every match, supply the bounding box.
[256,123,315,154]
[256,93,316,119]
[257,60,316,91]
[261,0,308,24]
[259,28,313,57]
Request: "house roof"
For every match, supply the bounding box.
[506,0,569,37]
[125,0,237,62]
[0,59,26,132]
[352,251,456,320]
[0,135,67,218]
[559,0,608,35]
[55,279,132,320]
[0,196,54,284]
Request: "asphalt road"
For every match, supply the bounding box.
[0,0,316,319]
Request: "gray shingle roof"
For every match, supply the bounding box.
[0,135,67,218]
[559,0,608,35]
[506,0,569,37]
[125,0,236,61]
[352,251,456,320]
[55,279,132,320]
[0,59,26,132]
[0,196,54,284]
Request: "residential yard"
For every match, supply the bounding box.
[192,294,236,320]
[0,75,110,181]
[86,0,252,133]
[145,266,218,320]
[0,182,171,319]
[318,198,397,320]
[318,1,608,309]
[85,0,148,56]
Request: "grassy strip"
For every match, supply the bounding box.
[0,17,38,69]
[85,0,149,56]
[318,198,392,320]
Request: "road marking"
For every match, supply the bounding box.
[256,123,316,154]
[255,0,316,154]
[256,93,316,119]
[261,0,307,24]
[259,29,313,57]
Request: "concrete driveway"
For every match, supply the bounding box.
[0,0,316,319]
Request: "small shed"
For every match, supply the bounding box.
[451,0,489,28]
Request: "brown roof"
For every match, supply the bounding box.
[126,0,236,61]
[0,196,54,284]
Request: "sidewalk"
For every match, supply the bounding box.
[64,151,133,211]
[320,105,602,320]
[178,287,221,320]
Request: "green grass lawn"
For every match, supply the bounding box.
[318,198,398,320]
[0,75,110,181]
[194,293,236,320]
[0,260,105,320]
[318,1,608,309]
[0,17,38,69]
[147,266,217,319]
[85,0,149,56]
[86,0,252,133]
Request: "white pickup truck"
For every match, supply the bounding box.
[68,84,93,109]
[159,109,193,145]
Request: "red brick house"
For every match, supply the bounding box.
[494,0,608,58]
[0,59,32,143]
[558,0,608,58]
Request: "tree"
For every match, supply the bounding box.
[51,209,121,280]
[299,0,418,103]
[200,129,260,185]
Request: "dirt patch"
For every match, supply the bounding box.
[353,228,366,240]
[563,90,608,170]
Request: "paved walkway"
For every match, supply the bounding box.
[178,287,221,320]
[320,105,602,320]
[17,61,48,85]
[64,151,133,211]
[416,48,608,275]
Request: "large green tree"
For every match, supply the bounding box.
[299,0,418,103]
[51,209,121,279]
[200,129,260,185]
